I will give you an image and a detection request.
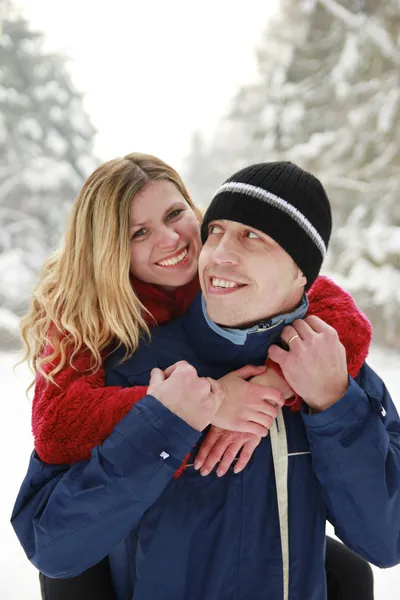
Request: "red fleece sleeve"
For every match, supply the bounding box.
[32,350,148,465]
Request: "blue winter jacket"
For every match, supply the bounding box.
[11,293,400,600]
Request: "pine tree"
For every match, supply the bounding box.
[0,1,97,328]
[184,0,400,347]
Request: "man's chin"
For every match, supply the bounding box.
[206,304,238,328]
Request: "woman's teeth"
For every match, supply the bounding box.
[212,278,239,289]
[158,247,188,267]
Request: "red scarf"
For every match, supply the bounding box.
[130,275,200,325]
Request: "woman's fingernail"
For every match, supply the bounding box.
[216,470,223,477]
[234,466,240,474]
[201,469,209,476]
[194,461,201,470]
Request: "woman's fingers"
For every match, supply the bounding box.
[230,364,267,380]
[251,384,285,408]
[199,433,234,476]
[193,427,222,471]
[216,440,246,477]
[233,437,262,474]
[194,428,264,477]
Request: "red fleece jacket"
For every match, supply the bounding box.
[32,276,372,467]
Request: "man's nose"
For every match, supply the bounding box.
[211,235,240,266]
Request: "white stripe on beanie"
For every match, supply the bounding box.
[213,181,327,259]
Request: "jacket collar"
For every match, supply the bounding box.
[201,293,308,346]
[182,293,308,368]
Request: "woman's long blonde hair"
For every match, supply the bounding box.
[20,152,202,388]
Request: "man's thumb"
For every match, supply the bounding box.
[233,364,267,380]
[207,378,225,406]
[149,367,165,386]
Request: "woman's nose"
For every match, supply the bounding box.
[157,227,180,249]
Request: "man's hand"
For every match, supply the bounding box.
[148,361,224,431]
[212,365,285,437]
[268,316,349,411]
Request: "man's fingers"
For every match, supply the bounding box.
[232,364,267,380]
[163,364,176,378]
[305,315,331,333]
[149,368,165,386]
[268,344,288,365]
[291,319,316,341]
[234,437,262,474]
[207,378,223,398]
[164,361,194,378]
[281,324,303,347]
[216,441,244,477]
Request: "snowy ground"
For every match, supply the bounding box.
[0,347,399,599]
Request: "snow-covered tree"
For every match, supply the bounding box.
[184,0,400,347]
[0,0,97,335]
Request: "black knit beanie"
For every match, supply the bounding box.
[201,162,332,290]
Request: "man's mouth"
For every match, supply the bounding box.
[156,245,189,267]
[208,276,246,293]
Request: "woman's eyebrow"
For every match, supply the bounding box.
[130,219,147,229]
[130,203,184,229]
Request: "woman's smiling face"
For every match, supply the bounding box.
[129,180,201,290]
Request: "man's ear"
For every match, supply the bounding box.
[296,268,307,288]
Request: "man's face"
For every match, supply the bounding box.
[199,220,307,328]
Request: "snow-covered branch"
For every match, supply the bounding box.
[321,176,370,193]
[317,0,400,64]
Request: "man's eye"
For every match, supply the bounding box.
[132,228,148,239]
[208,224,222,234]
[246,231,259,239]
[167,209,183,220]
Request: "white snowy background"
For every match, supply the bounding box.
[0,0,399,597]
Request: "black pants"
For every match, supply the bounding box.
[39,557,117,600]
[325,537,374,600]
[39,536,374,600]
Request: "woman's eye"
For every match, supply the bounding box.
[167,209,183,220]
[131,228,148,240]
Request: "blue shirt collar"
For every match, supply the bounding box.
[201,293,309,346]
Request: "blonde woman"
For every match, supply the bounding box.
[24,153,274,471]
[18,153,373,600]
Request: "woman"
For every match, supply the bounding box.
[20,153,373,599]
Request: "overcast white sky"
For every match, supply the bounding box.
[14,0,279,171]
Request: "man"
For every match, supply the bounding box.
[12,163,398,599]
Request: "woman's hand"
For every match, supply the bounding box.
[195,367,294,476]
[194,427,261,477]
[212,365,285,437]
[251,367,294,400]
